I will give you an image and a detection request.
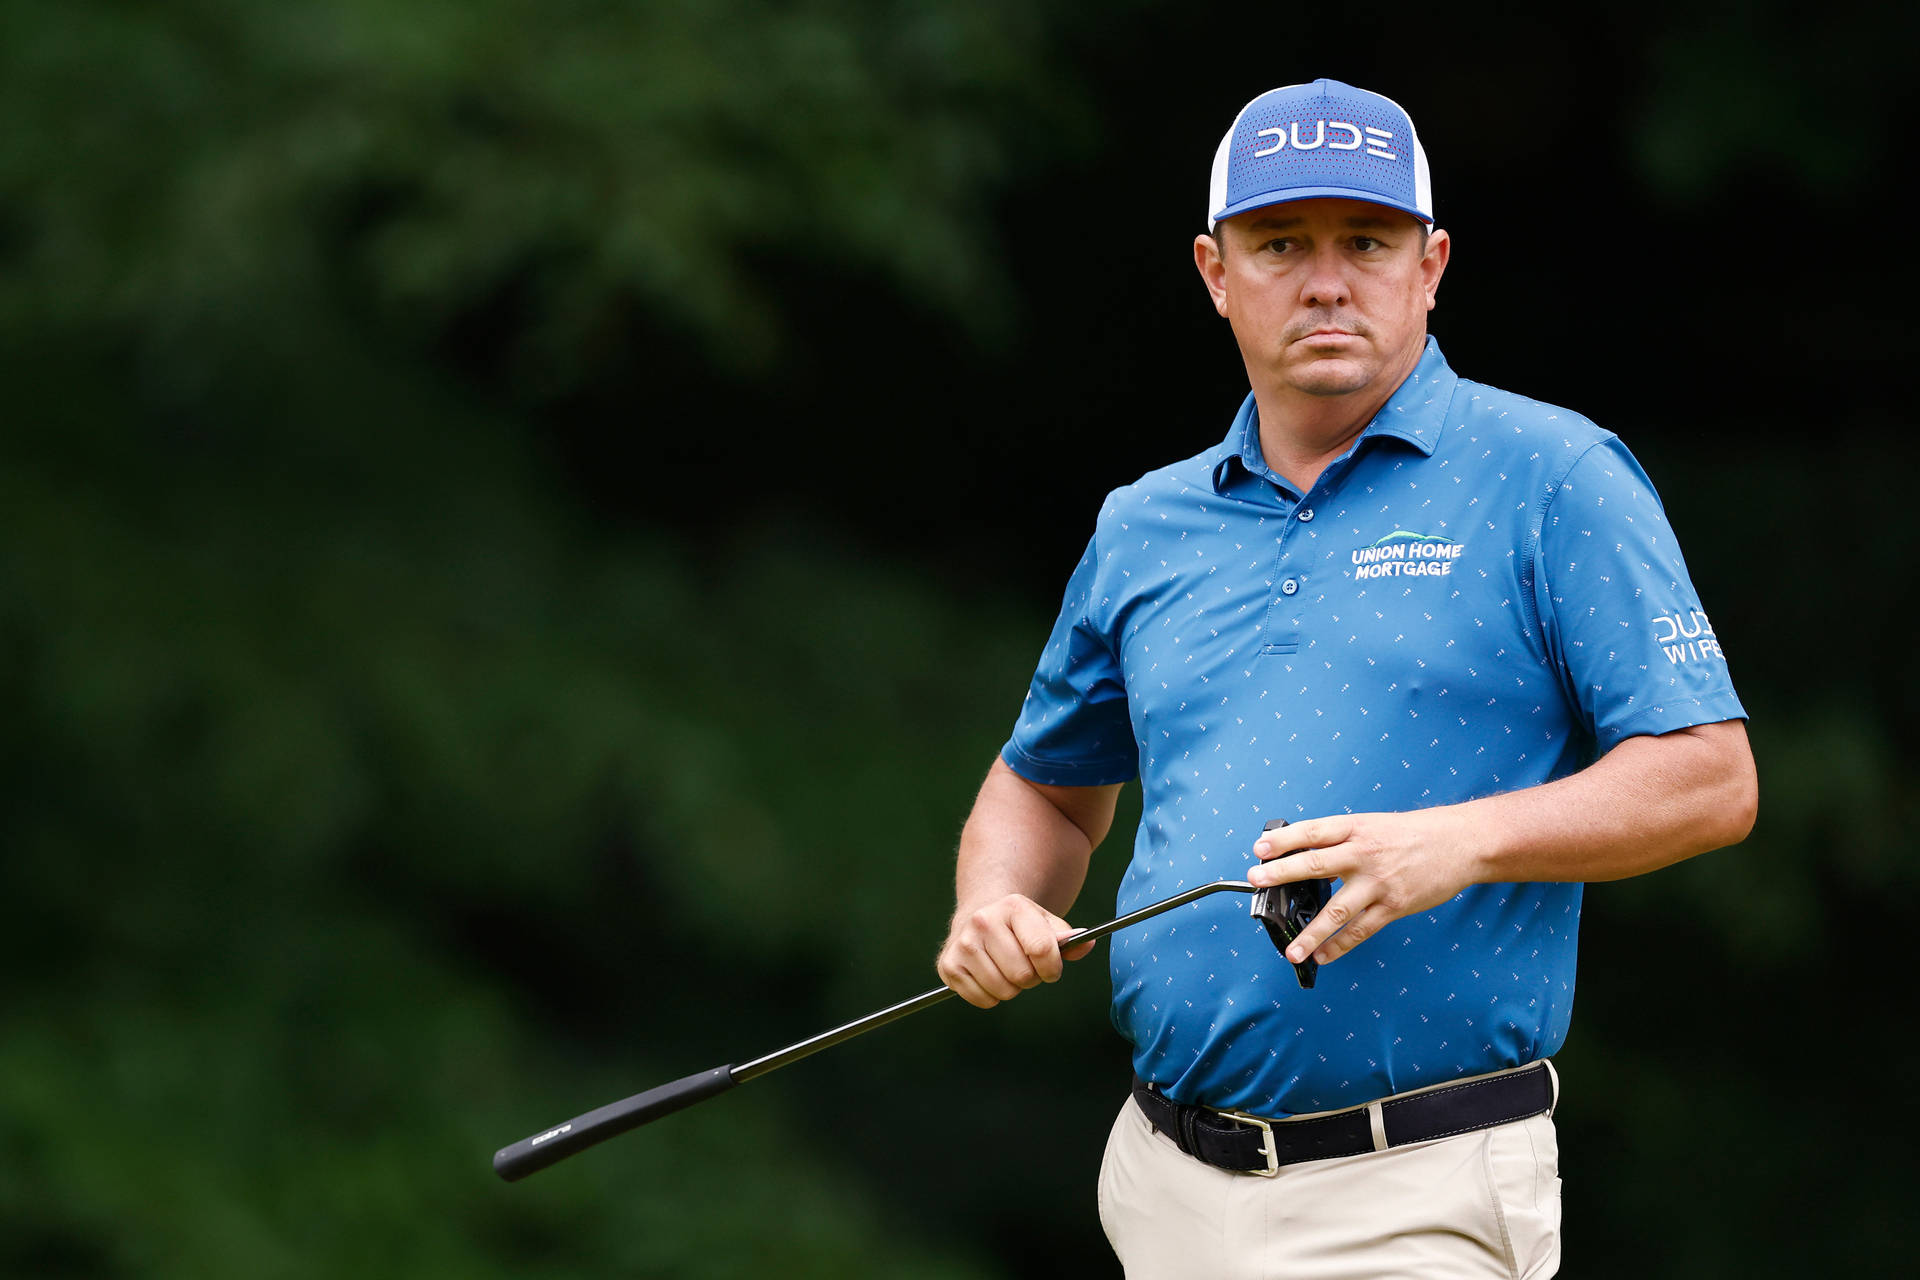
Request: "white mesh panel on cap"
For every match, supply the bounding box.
[1369,86,1433,224]
[1207,125,1233,231]
[1206,84,1306,231]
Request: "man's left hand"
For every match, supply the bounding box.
[1248,809,1482,967]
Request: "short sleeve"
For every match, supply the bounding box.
[1001,534,1139,786]
[1534,438,1747,751]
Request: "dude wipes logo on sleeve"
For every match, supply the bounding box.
[1349,530,1463,580]
[1650,609,1725,665]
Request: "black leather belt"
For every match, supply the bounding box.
[1130,1061,1555,1176]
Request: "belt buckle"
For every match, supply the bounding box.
[1218,1109,1281,1177]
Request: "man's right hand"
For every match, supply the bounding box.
[935,893,1098,1008]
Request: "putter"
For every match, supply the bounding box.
[494,873,1307,1181]
[1250,817,1333,989]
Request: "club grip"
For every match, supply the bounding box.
[493,1064,737,1181]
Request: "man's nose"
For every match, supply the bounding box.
[1300,250,1351,309]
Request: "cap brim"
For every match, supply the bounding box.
[1210,186,1433,230]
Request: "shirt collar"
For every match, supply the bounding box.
[1209,336,1458,494]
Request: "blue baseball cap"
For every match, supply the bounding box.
[1207,79,1433,232]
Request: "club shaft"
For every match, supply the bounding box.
[732,879,1255,1083]
[496,878,1259,1178]
[734,985,953,1081]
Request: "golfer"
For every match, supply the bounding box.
[935,79,1756,1278]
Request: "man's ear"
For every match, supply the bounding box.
[1194,231,1230,317]
[1420,227,1451,311]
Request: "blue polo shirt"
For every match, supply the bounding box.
[1002,338,1744,1116]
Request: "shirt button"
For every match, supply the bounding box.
[1297,507,1315,522]
[1280,578,1300,595]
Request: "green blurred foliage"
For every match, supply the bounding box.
[0,0,1071,389]
[0,342,1043,1274]
[2,0,1084,1273]
[1635,0,1919,205]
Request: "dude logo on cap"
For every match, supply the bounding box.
[1207,79,1433,231]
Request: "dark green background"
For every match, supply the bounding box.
[3,2,1913,1275]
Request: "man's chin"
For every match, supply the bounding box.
[1284,359,1377,398]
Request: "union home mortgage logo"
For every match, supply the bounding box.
[1349,530,1463,580]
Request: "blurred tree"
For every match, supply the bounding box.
[1633,0,1919,206]
[1,1,1101,1274]
[0,0,1082,388]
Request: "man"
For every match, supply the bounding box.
[935,80,1756,1278]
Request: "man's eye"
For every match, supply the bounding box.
[1353,236,1382,251]
[1266,239,1296,253]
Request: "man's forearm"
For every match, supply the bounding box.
[936,760,1124,1007]
[1249,719,1757,967]
[953,758,1116,919]
[1463,719,1757,884]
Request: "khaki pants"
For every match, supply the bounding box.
[1098,1088,1561,1279]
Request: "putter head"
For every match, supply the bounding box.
[1251,818,1332,989]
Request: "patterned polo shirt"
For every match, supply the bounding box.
[1001,337,1745,1116]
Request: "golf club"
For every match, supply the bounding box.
[494,874,1295,1181]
